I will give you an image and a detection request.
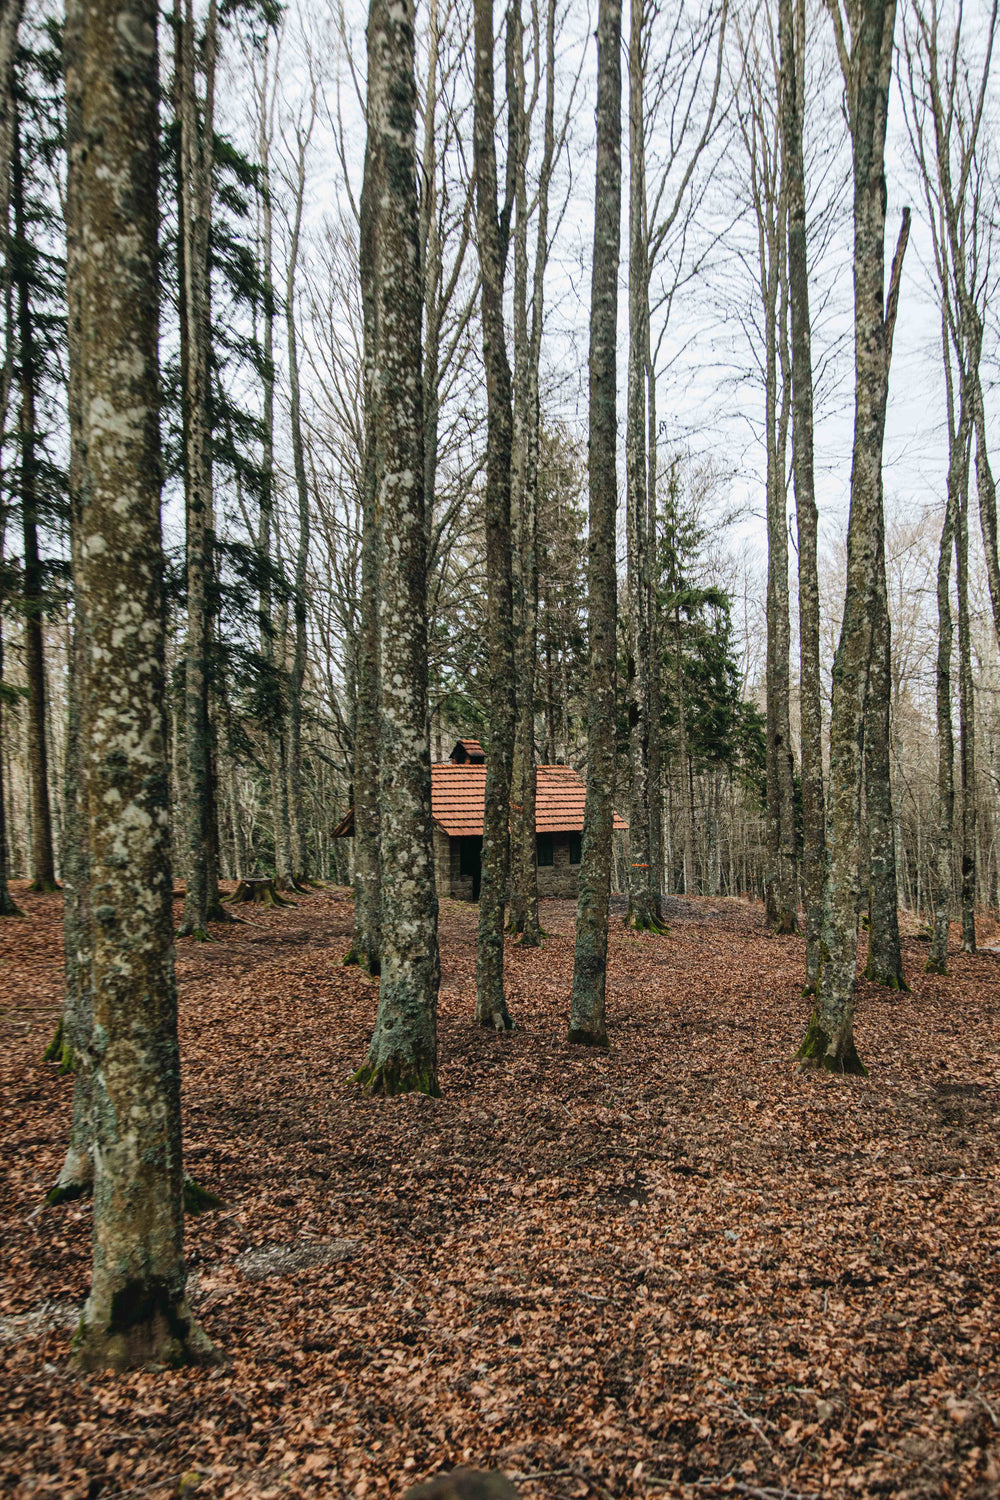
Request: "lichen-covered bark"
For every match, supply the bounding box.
[346,71,383,976]
[71,0,214,1369]
[352,0,439,1095]
[864,528,906,987]
[780,0,824,984]
[285,126,311,884]
[473,0,516,1030]
[569,0,621,1048]
[624,0,657,935]
[799,0,896,1074]
[176,0,221,940]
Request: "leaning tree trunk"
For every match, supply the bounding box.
[569,0,622,1048]
[799,0,896,1074]
[624,0,658,935]
[780,0,823,983]
[351,0,439,1096]
[472,0,516,1031]
[12,109,58,892]
[71,0,215,1370]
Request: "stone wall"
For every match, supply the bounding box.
[536,832,580,899]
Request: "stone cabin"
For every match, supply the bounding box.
[334,740,627,902]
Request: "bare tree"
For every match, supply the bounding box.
[351,0,440,1095]
[798,0,896,1074]
[472,0,516,1031]
[568,0,622,1048]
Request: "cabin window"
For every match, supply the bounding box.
[537,833,554,867]
[569,832,582,865]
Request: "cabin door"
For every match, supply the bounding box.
[458,835,483,902]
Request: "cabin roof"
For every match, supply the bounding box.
[430,761,628,838]
[333,760,629,838]
[450,738,485,763]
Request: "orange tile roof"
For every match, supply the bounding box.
[430,761,628,837]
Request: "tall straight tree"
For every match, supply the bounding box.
[624,0,657,933]
[863,209,909,991]
[351,0,440,1095]
[799,0,897,1074]
[779,0,824,983]
[472,0,516,1031]
[568,0,622,1048]
[70,0,215,1369]
[176,0,223,940]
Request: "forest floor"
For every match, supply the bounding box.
[1,883,999,1500]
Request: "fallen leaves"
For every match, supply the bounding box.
[0,886,998,1499]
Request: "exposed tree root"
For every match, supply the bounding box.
[351,1059,440,1097]
[275,875,312,895]
[342,944,380,975]
[625,913,669,936]
[206,900,241,924]
[476,998,516,1032]
[42,1016,70,1072]
[0,892,24,916]
[176,924,217,942]
[45,1147,93,1207]
[183,1175,226,1214]
[796,1008,867,1075]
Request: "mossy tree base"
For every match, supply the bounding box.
[0,895,24,916]
[73,1287,220,1373]
[28,878,62,894]
[224,879,294,908]
[796,1008,867,1075]
[351,1059,440,1097]
[275,875,311,895]
[42,1017,73,1073]
[475,994,516,1032]
[342,945,381,976]
[865,962,910,992]
[924,954,948,975]
[625,913,669,936]
[175,924,217,942]
[46,1146,93,1207]
[567,1026,610,1049]
[773,910,798,935]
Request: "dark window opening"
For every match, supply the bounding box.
[537,833,554,867]
[569,832,582,865]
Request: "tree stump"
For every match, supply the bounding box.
[225,879,295,908]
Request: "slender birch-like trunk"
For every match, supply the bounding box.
[799,0,896,1073]
[71,0,215,1370]
[569,0,621,1047]
[473,0,516,1030]
[955,428,975,952]
[352,0,439,1095]
[927,433,958,975]
[624,0,658,934]
[780,0,822,976]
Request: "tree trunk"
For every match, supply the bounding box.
[799,0,896,1074]
[569,0,622,1048]
[472,0,516,1031]
[286,125,312,885]
[864,528,906,986]
[624,0,658,935]
[12,108,57,892]
[71,0,215,1370]
[344,37,383,975]
[49,0,91,1201]
[351,0,439,1095]
[176,0,221,940]
[646,341,664,919]
[780,0,823,982]
[955,424,975,952]
[927,448,958,975]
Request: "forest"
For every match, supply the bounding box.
[1,0,999,1495]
